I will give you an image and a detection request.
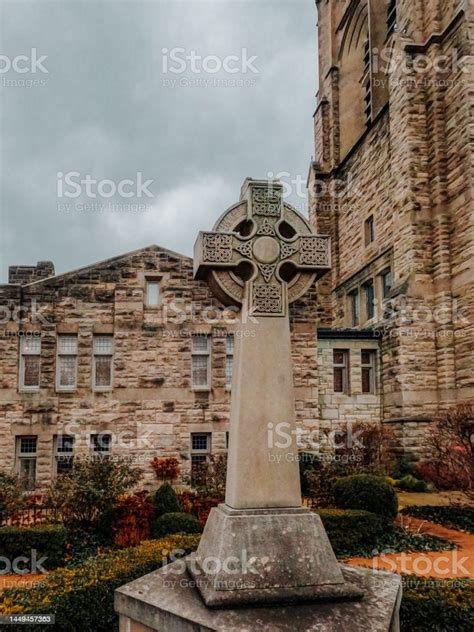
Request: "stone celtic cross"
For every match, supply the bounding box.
[194,179,330,317]
[194,179,331,511]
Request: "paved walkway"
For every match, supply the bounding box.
[346,515,474,579]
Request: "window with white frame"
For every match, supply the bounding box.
[361,350,377,394]
[333,350,350,394]
[146,280,160,307]
[54,435,75,475]
[93,335,114,389]
[20,337,41,390]
[190,432,211,470]
[91,433,112,456]
[192,335,211,389]
[57,335,78,390]
[16,436,37,489]
[226,335,234,389]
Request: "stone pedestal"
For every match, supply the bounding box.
[115,562,402,632]
[186,504,363,606]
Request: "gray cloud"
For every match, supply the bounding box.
[0,0,318,281]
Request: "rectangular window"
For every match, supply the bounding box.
[364,280,375,321]
[381,269,393,298]
[55,435,75,475]
[57,335,78,390]
[190,432,211,470]
[91,433,112,456]
[20,337,41,390]
[361,350,377,394]
[192,335,211,390]
[349,291,360,327]
[226,335,234,389]
[146,281,160,307]
[93,336,113,389]
[333,350,349,394]
[364,215,375,245]
[16,436,37,489]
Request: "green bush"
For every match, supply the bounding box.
[395,475,430,493]
[152,482,182,517]
[401,576,474,631]
[0,525,68,570]
[0,534,200,631]
[401,505,474,534]
[0,472,26,522]
[315,509,386,557]
[333,474,398,520]
[152,512,203,539]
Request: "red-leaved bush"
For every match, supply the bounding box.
[151,456,181,482]
[112,491,156,548]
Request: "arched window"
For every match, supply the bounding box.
[337,0,370,157]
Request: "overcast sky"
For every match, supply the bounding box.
[0,0,318,282]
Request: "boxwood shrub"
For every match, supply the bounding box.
[401,576,474,631]
[152,482,182,517]
[152,512,203,539]
[0,525,68,570]
[315,509,386,557]
[0,534,200,631]
[333,474,398,520]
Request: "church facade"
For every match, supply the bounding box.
[0,0,472,487]
[310,0,473,456]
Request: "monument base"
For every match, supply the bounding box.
[185,504,363,606]
[115,563,402,632]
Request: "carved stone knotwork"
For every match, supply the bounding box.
[253,284,282,314]
[235,241,253,258]
[258,264,276,283]
[203,233,233,263]
[194,180,331,316]
[252,186,282,216]
[299,236,330,266]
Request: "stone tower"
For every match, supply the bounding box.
[310,0,474,458]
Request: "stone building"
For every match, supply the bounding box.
[310,0,474,456]
[1,0,473,487]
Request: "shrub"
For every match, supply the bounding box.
[419,402,474,494]
[0,525,68,570]
[186,454,227,500]
[44,457,142,531]
[153,482,182,517]
[152,512,203,539]
[111,491,156,548]
[315,509,386,557]
[333,474,398,520]
[0,535,200,631]
[401,576,473,631]
[0,472,27,523]
[150,456,180,482]
[401,505,474,534]
[176,491,220,525]
[395,475,430,493]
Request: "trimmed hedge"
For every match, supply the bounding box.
[0,534,200,631]
[152,512,203,539]
[152,483,182,517]
[0,525,67,570]
[315,509,386,557]
[333,474,398,520]
[401,576,474,631]
[401,505,474,534]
